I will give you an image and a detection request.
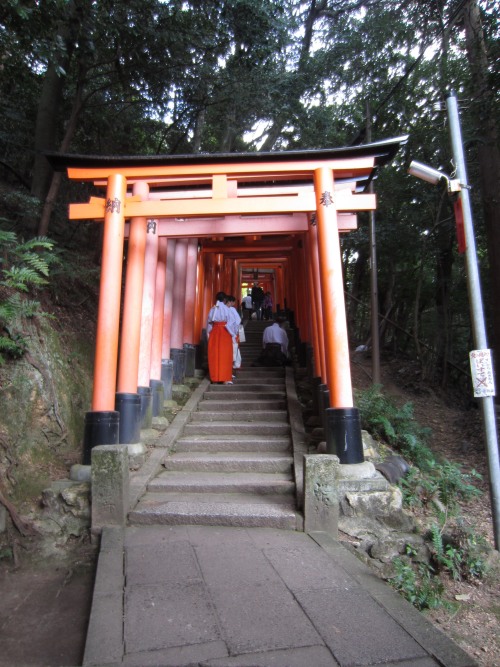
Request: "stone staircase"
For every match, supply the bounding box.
[129,319,301,529]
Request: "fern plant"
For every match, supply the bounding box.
[389,547,445,610]
[356,385,482,512]
[0,228,57,362]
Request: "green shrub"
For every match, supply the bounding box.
[356,385,481,512]
[389,547,445,610]
[0,227,58,362]
[429,522,489,582]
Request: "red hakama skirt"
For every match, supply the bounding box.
[208,322,233,382]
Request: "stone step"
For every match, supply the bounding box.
[206,383,283,392]
[182,421,290,436]
[202,391,285,401]
[190,410,288,423]
[234,367,285,376]
[148,471,295,495]
[129,493,299,529]
[174,435,291,452]
[229,376,284,385]
[197,399,286,412]
[163,451,293,473]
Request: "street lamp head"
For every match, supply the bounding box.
[408,160,449,186]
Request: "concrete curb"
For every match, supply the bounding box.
[285,365,307,510]
[83,526,124,667]
[129,377,210,509]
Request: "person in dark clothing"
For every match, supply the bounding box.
[263,291,273,320]
[251,283,264,320]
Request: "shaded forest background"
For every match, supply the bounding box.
[1,5,499,660]
[1,0,499,394]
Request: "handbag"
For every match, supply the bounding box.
[238,324,246,342]
[234,346,242,368]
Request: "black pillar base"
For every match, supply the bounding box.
[161,358,174,400]
[83,410,120,465]
[321,386,330,432]
[195,341,205,371]
[325,407,364,464]
[183,343,196,377]
[137,385,153,429]
[150,379,164,417]
[311,376,322,414]
[306,343,314,378]
[115,392,141,444]
[170,348,185,384]
[316,383,327,417]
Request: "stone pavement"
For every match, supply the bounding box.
[83,524,477,667]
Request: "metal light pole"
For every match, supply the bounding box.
[365,101,381,385]
[447,91,500,550]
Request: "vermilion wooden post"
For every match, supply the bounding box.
[309,219,326,382]
[305,233,322,378]
[314,167,352,405]
[83,173,127,464]
[91,174,127,411]
[136,215,159,427]
[162,239,176,360]
[276,266,284,312]
[149,236,167,415]
[193,249,205,345]
[115,181,148,444]
[183,238,198,376]
[183,238,198,344]
[170,238,188,382]
[137,219,159,388]
[295,241,307,336]
[117,182,148,394]
[215,253,223,294]
[314,167,364,464]
[202,253,215,333]
[160,239,176,400]
[151,237,168,381]
[285,261,292,313]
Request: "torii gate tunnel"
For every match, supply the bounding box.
[49,137,407,464]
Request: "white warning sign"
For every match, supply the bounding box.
[469,349,496,398]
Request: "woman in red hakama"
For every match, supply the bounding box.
[207,292,233,384]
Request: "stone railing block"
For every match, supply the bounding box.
[303,454,340,537]
[91,445,129,533]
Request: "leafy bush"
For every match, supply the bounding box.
[389,547,445,611]
[356,385,482,510]
[0,227,58,362]
[356,384,488,608]
[429,522,489,582]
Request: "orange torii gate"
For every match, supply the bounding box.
[48,137,406,464]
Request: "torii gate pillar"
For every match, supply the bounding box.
[83,174,127,463]
[314,167,364,464]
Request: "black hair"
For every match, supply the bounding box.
[216,291,226,302]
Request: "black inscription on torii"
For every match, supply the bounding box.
[105,197,121,214]
[320,191,334,207]
[147,219,157,234]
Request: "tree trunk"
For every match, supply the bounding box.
[37,82,84,237]
[30,0,83,202]
[31,63,66,202]
[347,247,368,340]
[463,0,500,368]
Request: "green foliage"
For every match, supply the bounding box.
[356,385,481,511]
[428,522,489,582]
[389,524,488,609]
[389,547,445,611]
[357,383,488,610]
[0,228,58,362]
